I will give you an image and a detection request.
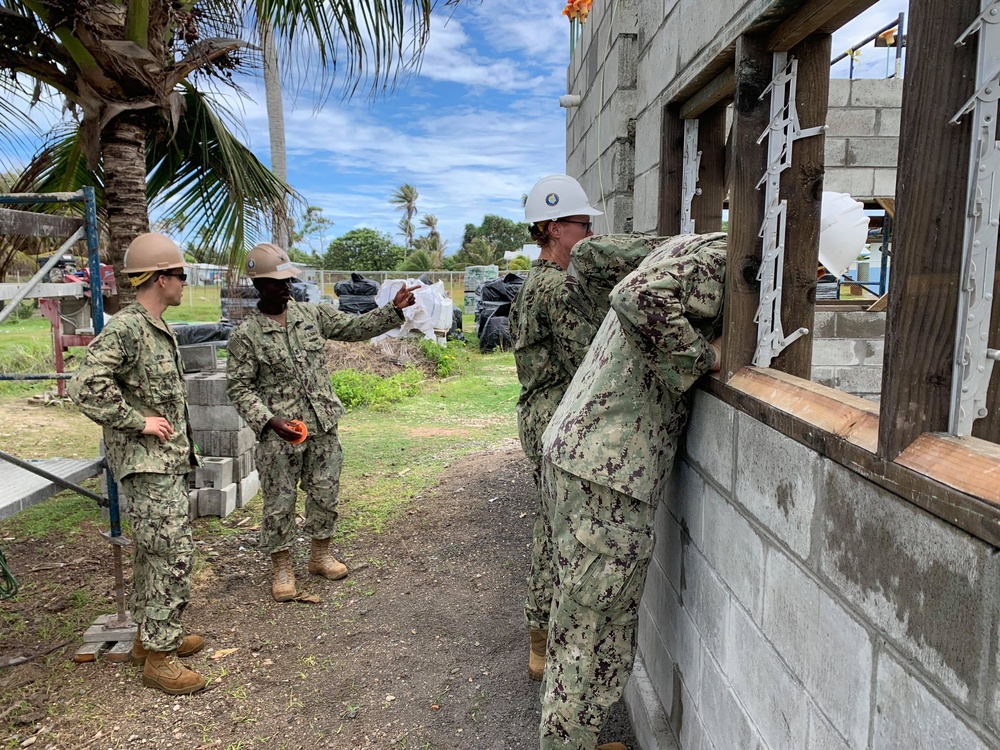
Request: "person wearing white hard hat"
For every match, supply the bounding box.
[509,175,603,682]
[69,233,207,696]
[226,243,419,603]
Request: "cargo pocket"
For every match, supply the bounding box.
[565,514,654,613]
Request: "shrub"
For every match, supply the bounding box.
[418,338,462,378]
[330,367,422,410]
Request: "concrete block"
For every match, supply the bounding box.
[188,403,245,432]
[825,137,848,167]
[828,79,851,107]
[835,311,886,338]
[185,372,229,405]
[633,168,660,235]
[653,501,683,594]
[635,105,662,173]
[824,167,875,199]
[83,614,137,643]
[812,339,862,367]
[637,603,676,720]
[665,459,705,549]
[832,366,883,395]
[813,310,836,338]
[726,603,809,750]
[734,414,821,560]
[873,652,990,750]
[808,707,851,750]
[188,489,199,522]
[811,366,836,389]
[849,78,904,108]
[701,652,765,750]
[762,551,872,749]
[685,390,735,493]
[198,482,237,517]
[194,456,234,489]
[827,109,877,138]
[624,655,681,750]
[237,469,260,508]
[192,426,256,457]
[873,168,898,197]
[876,107,901,137]
[179,344,217,372]
[683,544,729,663]
[235,448,256,479]
[638,21,678,112]
[702,484,764,621]
[846,137,899,168]
[820,461,993,707]
[675,670,708,750]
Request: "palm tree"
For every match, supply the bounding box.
[418,214,445,267]
[0,1,447,300]
[464,236,499,266]
[399,248,433,273]
[260,17,289,250]
[389,183,419,251]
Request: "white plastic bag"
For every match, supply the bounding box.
[372,279,453,342]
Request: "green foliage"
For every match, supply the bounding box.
[398,249,433,273]
[507,254,531,271]
[323,228,404,271]
[418,338,462,377]
[458,214,531,264]
[330,367,422,410]
[290,206,334,259]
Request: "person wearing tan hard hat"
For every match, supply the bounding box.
[69,233,207,696]
[226,242,419,602]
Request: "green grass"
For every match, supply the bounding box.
[1,482,107,540]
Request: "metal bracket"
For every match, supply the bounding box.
[753,53,827,367]
[950,0,1000,435]
[681,118,702,234]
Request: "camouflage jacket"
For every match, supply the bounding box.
[68,302,196,479]
[541,233,727,501]
[226,300,402,436]
[509,259,597,461]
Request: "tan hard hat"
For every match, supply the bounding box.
[122,233,187,273]
[245,243,300,279]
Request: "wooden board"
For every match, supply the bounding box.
[691,105,727,233]
[658,104,684,235]
[769,0,881,51]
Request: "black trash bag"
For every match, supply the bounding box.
[479,302,512,353]
[475,299,507,324]
[172,323,233,346]
[418,273,434,286]
[447,308,466,344]
[334,272,380,297]
[477,273,524,303]
[338,294,379,315]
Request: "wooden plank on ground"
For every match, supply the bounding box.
[0,208,82,238]
[691,104,726,233]
[878,0,980,460]
[721,35,770,382]
[658,104,684,236]
[771,33,830,379]
[769,0,880,51]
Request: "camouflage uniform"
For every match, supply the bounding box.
[538,233,727,749]
[69,302,198,652]
[226,300,402,553]
[509,259,597,631]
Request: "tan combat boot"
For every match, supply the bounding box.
[307,537,348,580]
[141,651,207,695]
[132,634,205,667]
[270,550,297,602]
[528,628,547,681]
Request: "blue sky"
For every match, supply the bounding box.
[1,0,909,255]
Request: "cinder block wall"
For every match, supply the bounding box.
[811,310,885,402]
[825,79,902,200]
[627,391,1000,749]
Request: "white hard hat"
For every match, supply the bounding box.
[524,175,603,224]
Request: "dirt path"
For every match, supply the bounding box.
[2,441,636,749]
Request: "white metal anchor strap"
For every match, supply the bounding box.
[681,119,701,234]
[950,0,1000,435]
[752,52,826,368]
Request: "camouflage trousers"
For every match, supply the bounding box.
[524,452,555,632]
[256,428,342,554]
[539,461,655,750]
[121,472,194,653]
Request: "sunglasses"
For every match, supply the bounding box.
[558,219,593,232]
[162,272,187,281]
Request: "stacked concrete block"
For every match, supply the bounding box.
[811,309,886,402]
[185,371,259,516]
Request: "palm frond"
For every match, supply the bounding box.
[145,82,297,273]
